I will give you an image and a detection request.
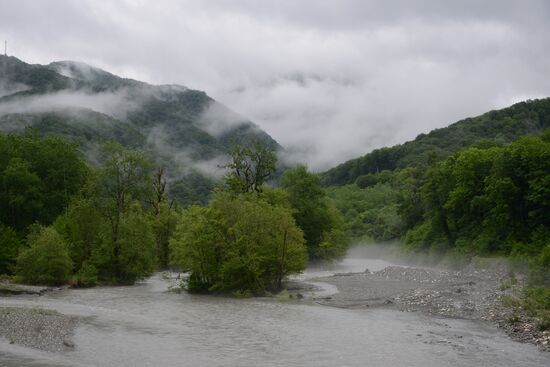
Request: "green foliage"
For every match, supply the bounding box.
[281,165,348,260]
[170,171,215,207]
[326,171,403,242]
[75,262,98,287]
[16,226,73,286]
[403,132,550,257]
[0,132,89,233]
[223,140,277,194]
[322,98,550,186]
[98,141,153,211]
[115,204,156,283]
[54,142,157,284]
[53,194,104,271]
[0,224,21,274]
[150,168,178,268]
[170,191,307,294]
[96,141,154,281]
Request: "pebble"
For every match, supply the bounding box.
[0,307,77,352]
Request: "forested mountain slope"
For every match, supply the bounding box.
[0,55,280,204]
[321,98,550,186]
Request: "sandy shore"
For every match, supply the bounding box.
[0,307,78,352]
[308,265,550,351]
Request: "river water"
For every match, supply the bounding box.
[0,257,549,367]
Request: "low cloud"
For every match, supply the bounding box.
[146,125,229,179]
[0,81,30,98]
[0,89,138,121]
[196,101,249,138]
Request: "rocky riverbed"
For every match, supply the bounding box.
[0,306,78,352]
[309,265,550,351]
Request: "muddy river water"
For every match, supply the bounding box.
[1,257,549,366]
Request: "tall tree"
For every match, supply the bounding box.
[224,140,277,194]
[97,142,153,279]
[281,165,348,260]
[149,167,177,268]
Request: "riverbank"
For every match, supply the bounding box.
[309,264,550,351]
[0,280,57,296]
[0,307,78,352]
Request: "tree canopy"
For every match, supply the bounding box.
[281,165,348,260]
[170,191,307,295]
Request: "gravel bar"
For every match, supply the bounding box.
[312,265,550,351]
[0,307,78,352]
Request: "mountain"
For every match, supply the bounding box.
[0,55,280,204]
[321,98,550,186]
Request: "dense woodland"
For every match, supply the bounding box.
[326,126,550,326]
[321,98,550,186]
[0,132,344,295]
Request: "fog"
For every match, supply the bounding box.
[146,125,229,179]
[0,89,137,121]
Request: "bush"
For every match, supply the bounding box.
[170,191,307,294]
[16,226,73,285]
[75,262,98,287]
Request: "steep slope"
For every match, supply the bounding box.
[321,98,550,186]
[0,55,280,204]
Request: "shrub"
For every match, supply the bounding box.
[75,262,98,287]
[16,226,73,285]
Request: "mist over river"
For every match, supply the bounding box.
[1,255,549,367]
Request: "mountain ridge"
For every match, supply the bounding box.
[321,97,550,186]
[0,55,281,204]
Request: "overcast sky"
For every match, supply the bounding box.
[1,0,550,170]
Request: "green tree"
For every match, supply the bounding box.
[54,192,104,272]
[1,157,43,231]
[224,140,277,193]
[170,191,306,294]
[97,142,153,280]
[149,167,177,268]
[0,133,88,233]
[116,204,156,283]
[16,226,73,285]
[0,224,21,274]
[281,165,348,260]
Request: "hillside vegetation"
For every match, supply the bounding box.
[0,133,345,295]
[324,101,550,329]
[322,98,550,187]
[0,55,280,205]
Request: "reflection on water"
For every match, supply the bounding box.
[0,257,548,367]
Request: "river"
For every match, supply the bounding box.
[0,256,549,367]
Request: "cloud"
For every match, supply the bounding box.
[1,0,550,169]
[196,101,249,138]
[146,125,229,179]
[0,89,138,121]
[0,81,30,98]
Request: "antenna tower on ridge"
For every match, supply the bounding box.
[4,41,6,56]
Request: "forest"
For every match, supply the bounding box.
[0,132,345,295]
[326,127,550,325]
[321,98,550,186]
